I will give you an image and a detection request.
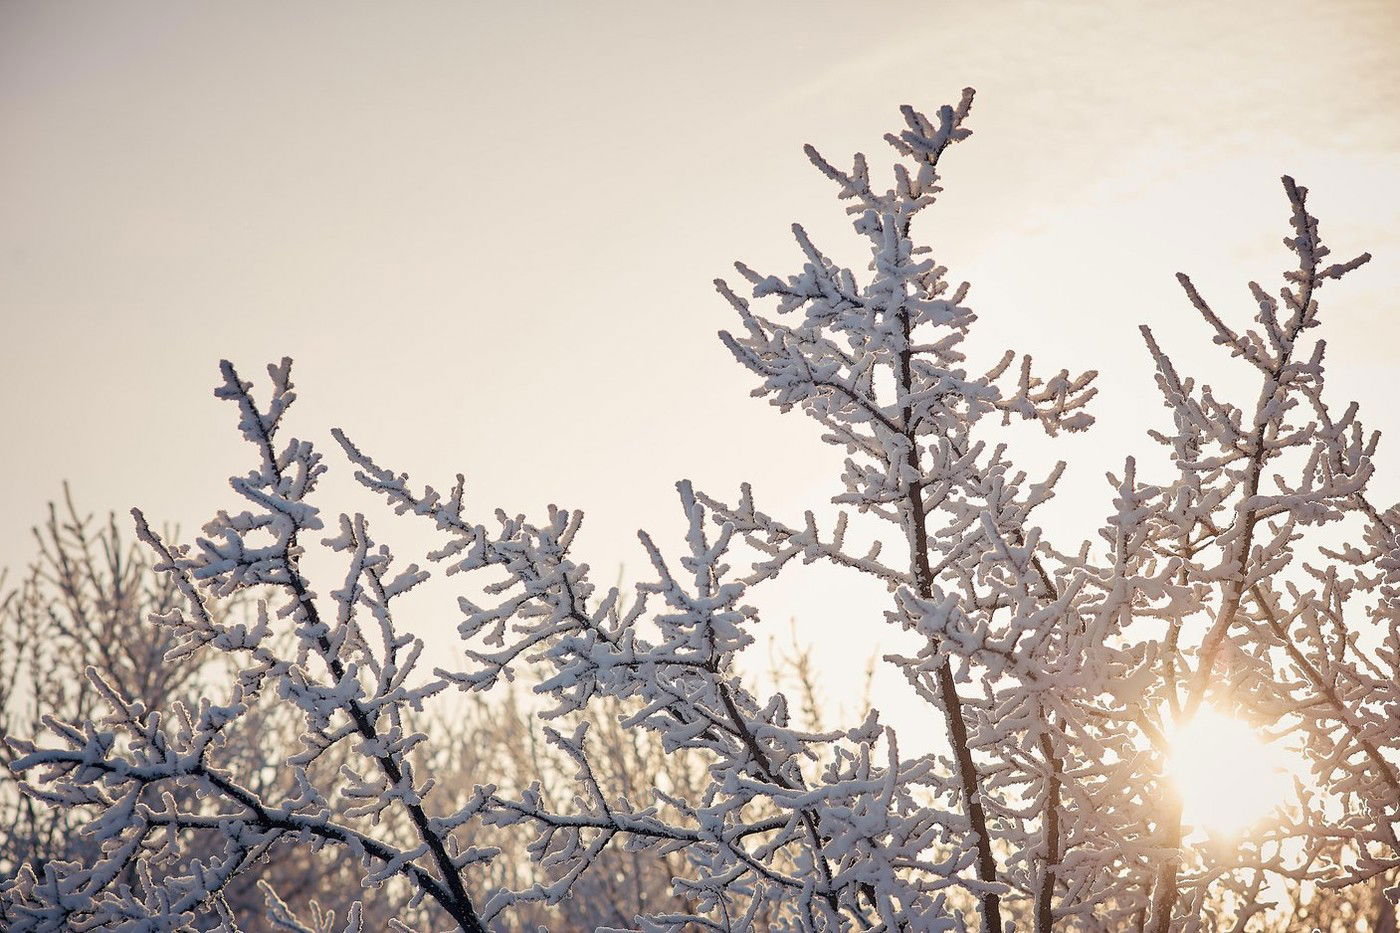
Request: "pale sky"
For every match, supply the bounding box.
[2,2,1397,722]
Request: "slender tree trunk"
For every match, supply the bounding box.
[897,322,1002,932]
[1035,731,1062,933]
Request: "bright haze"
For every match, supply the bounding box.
[2,2,1397,716]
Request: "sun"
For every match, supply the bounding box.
[1168,707,1294,836]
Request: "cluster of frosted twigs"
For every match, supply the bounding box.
[2,90,1396,932]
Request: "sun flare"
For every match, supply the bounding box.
[1168,707,1294,837]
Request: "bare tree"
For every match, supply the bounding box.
[0,487,206,883]
[2,90,1395,932]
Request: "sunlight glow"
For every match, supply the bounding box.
[1168,707,1294,837]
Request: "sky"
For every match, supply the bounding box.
[2,1,1397,723]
